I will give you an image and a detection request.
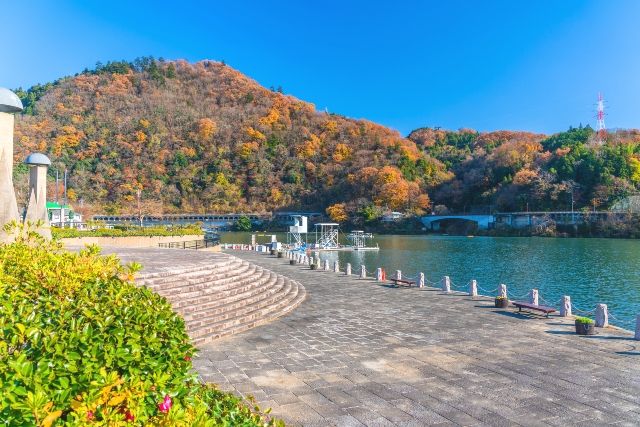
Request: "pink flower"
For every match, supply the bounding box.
[124,410,135,422]
[158,395,172,413]
[87,410,94,420]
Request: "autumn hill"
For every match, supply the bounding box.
[12,58,640,224]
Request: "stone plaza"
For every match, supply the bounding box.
[196,251,640,426]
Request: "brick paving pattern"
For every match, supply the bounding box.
[195,251,640,426]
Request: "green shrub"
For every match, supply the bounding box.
[0,225,279,426]
[575,316,595,325]
[52,224,203,240]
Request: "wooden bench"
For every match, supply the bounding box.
[390,278,416,287]
[512,301,556,317]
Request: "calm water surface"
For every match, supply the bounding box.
[221,232,640,330]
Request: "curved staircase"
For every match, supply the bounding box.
[136,254,306,345]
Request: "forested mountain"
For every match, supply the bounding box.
[11,58,640,221]
[12,58,446,218]
[410,127,640,213]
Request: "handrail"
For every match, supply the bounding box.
[158,239,218,250]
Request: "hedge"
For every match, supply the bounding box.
[51,225,204,240]
[0,225,280,426]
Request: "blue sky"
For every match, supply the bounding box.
[2,1,639,135]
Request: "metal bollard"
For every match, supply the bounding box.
[360,265,367,279]
[396,270,402,281]
[442,276,451,293]
[346,263,352,276]
[560,296,571,317]
[376,268,383,281]
[418,272,425,288]
[334,260,340,273]
[499,284,507,299]
[530,289,539,306]
[323,259,330,271]
[595,304,608,328]
[469,280,478,297]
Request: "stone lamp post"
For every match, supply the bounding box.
[24,153,52,239]
[0,88,23,243]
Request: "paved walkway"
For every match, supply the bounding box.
[195,251,640,427]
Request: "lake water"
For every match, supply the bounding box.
[221,232,640,330]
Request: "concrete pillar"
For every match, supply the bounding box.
[529,289,539,306]
[346,263,351,276]
[308,256,313,266]
[635,315,640,340]
[499,284,507,299]
[560,296,571,317]
[595,304,608,328]
[315,256,320,268]
[333,260,340,273]
[441,276,450,293]
[24,154,52,239]
[323,259,329,271]
[418,272,425,288]
[360,265,366,279]
[376,267,383,281]
[469,280,478,297]
[0,88,23,243]
[396,270,402,281]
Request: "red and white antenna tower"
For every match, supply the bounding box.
[596,92,606,141]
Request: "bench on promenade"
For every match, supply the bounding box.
[512,301,556,318]
[390,278,416,288]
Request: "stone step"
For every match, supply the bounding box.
[138,258,249,288]
[187,277,300,337]
[170,268,273,311]
[183,274,289,326]
[149,263,260,296]
[136,256,241,281]
[191,280,306,345]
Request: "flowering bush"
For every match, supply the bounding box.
[0,225,280,426]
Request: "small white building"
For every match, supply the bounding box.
[47,202,86,229]
[381,211,404,222]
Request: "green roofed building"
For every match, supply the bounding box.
[46,201,85,228]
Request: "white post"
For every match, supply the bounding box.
[376,267,383,281]
[469,280,478,297]
[418,272,425,288]
[635,315,640,340]
[308,256,313,266]
[315,256,320,267]
[560,296,571,317]
[499,284,507,299]
[323,259,330,271]
[441,276,450,293]
[346,263,352,276]
[396,270,402,281]
[529,289,539,306]
[360,265,366,279]
[333,260,340,273]
[595,304,608,328]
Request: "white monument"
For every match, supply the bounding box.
[24,153,52,239]
[0,88,23,242]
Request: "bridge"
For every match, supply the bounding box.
[421,214,494,231]
[92,213,270,228]
[422,211,632,231]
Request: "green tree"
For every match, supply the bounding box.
[234,216,252,231]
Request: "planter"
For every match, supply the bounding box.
[289,260,296,265]
[494,298,509,308]
[277,251,283,258]
[575,321,596,335]
[310,264,317,270]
